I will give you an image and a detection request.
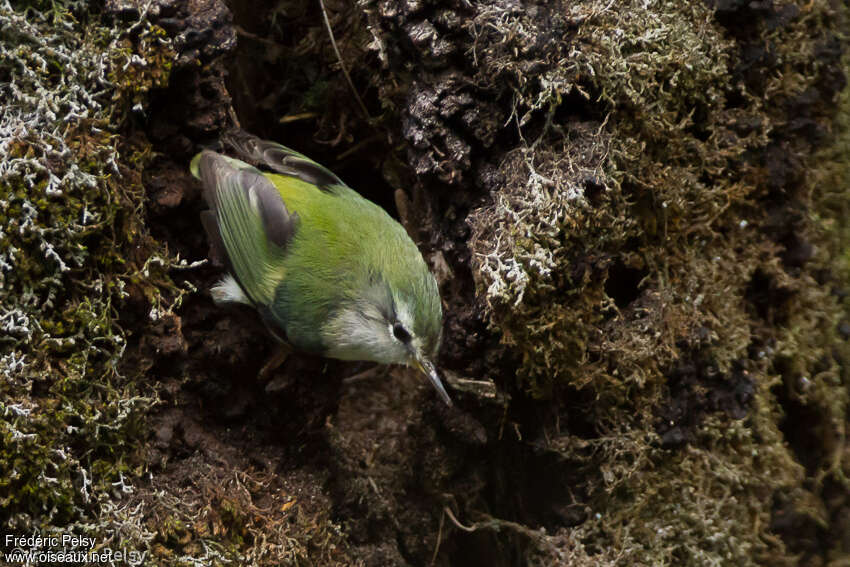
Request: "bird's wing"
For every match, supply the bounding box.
[222,129,344,191]
[194,150,298,306]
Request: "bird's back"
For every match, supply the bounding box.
[264,173,427,354]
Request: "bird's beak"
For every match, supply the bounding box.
[412,354,452,406]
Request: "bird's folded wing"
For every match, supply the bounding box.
[195,150,297,306]
[222,129,344,192]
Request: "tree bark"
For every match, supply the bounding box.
[2,0,849,565]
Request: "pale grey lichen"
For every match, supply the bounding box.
[0,0,169,556]
[463,0,850,564]
[470,120,613,324]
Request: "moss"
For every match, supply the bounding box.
[463,0,850,563]
[467,0,766,400]
[4,0,847,564]
[0,0,173,555]
[128,459,359,566]
[0,3,371,560]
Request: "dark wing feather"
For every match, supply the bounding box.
[250,170,298,248]
[221,129,343,191]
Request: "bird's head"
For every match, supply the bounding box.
[322,268,450,405]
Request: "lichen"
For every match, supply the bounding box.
[463,0,850,563]
[467,0,763,399]
[0,0,171,554]
[5,0,849,564]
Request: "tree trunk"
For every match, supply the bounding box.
[2,0,849,565]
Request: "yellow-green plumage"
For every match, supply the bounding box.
[191,131,448,404]
[269,176,440,356]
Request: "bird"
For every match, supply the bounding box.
[190,130,451,405]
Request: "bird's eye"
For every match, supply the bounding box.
[392,323,411,343]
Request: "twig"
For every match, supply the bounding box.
[342,364,382,385]
[443,506,477,533]
[336,134,383,160]
[442,507,558,554]
[318,0,371,121]
[279,112,319,124]
[430,508,446,566]
[235,25,278,46]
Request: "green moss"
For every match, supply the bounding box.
[465,0,850,563]
[0,0,172,556]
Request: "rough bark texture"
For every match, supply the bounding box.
[2,0,850,565]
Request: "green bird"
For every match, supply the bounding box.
[190,131,451,405]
